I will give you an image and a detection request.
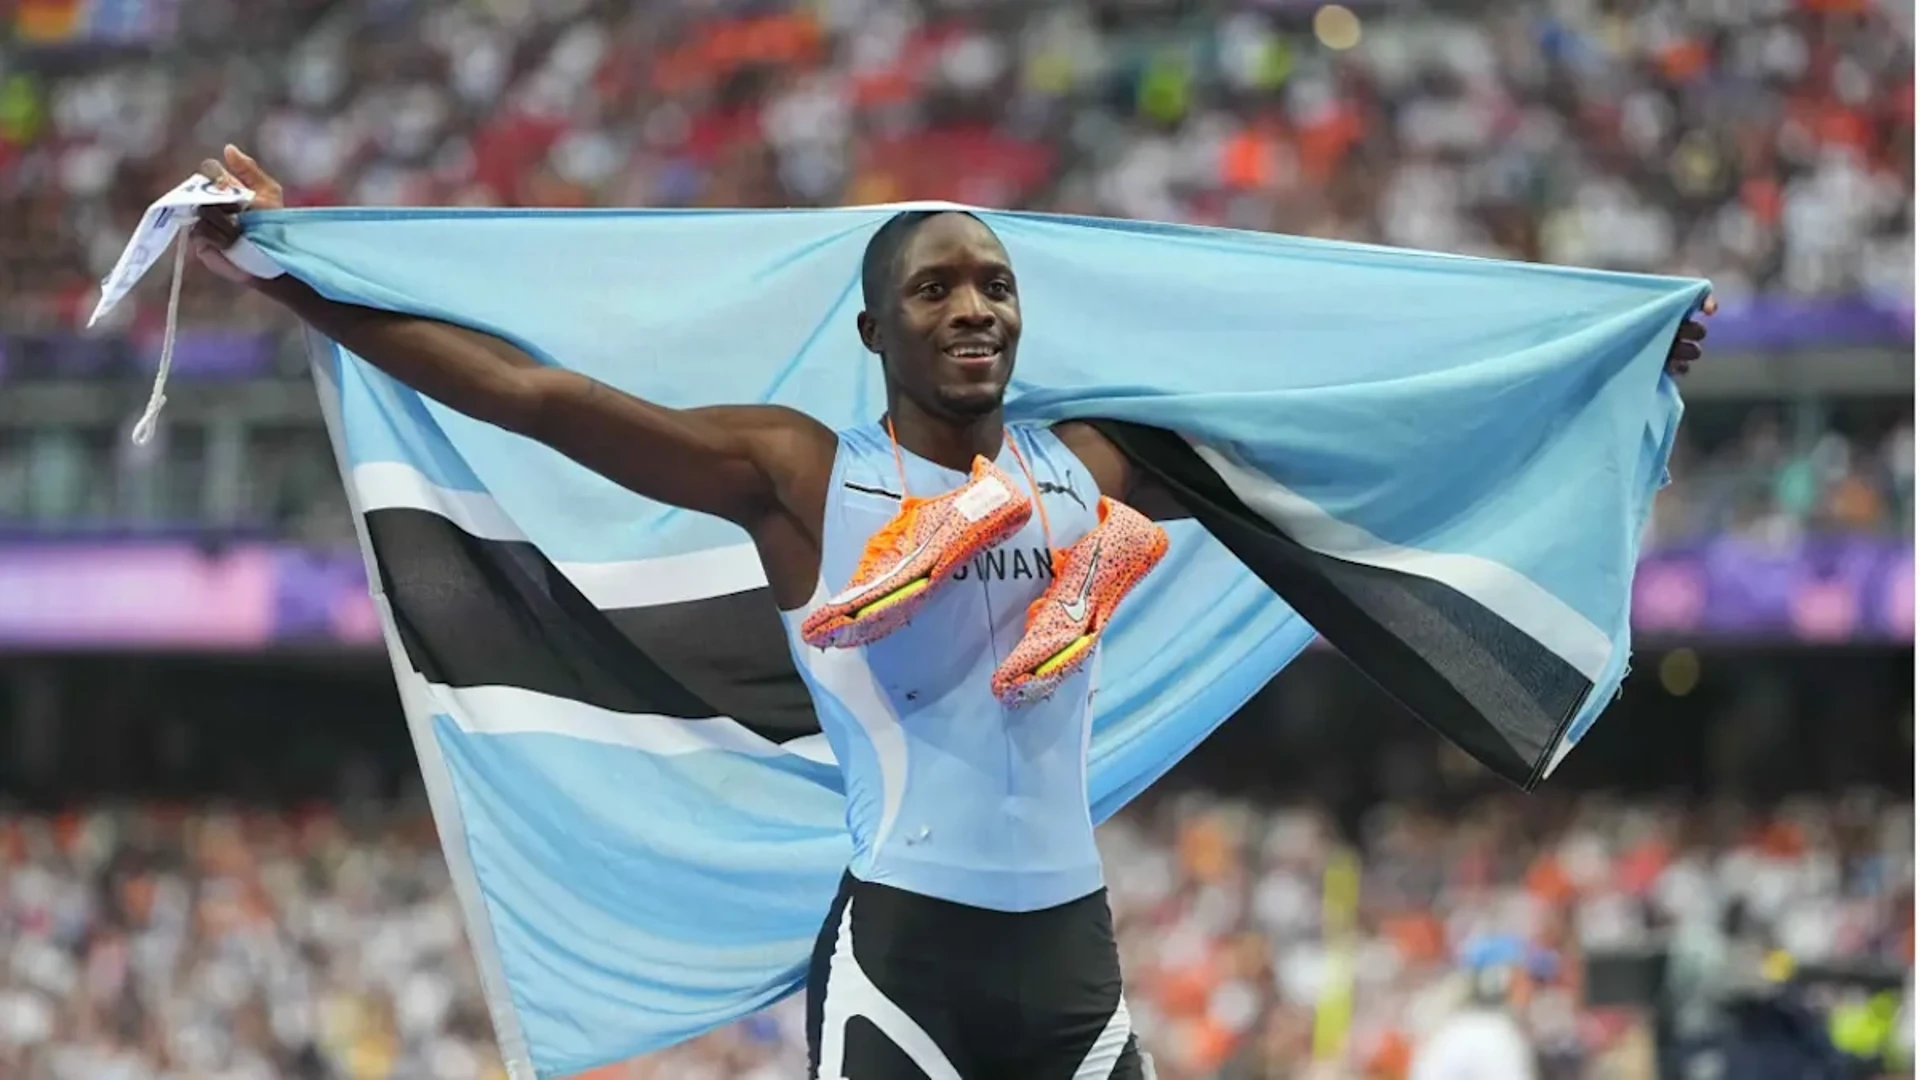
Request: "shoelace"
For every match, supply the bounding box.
[131,226,192,447]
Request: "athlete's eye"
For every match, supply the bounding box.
[916,281,947,301]
[984,279,1013,300]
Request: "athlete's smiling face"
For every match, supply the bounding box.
[860,213,1021,420]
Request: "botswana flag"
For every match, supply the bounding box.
[244,204,1705,1078]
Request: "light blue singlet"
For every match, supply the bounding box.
[779,422,1105,913]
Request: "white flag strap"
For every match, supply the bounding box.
[95,172,289,444]
[129,234,190,446]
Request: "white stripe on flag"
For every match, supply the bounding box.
[354,460,526,541]
[407,675,836,764]
[1545,727,1583,777]
[1191,442,1614,681]
[350,461,769,605]
[307,337,537,1079]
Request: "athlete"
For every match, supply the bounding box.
[188,144,1713,1080]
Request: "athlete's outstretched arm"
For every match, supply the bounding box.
[247,275,826,524]
[189,147,834,530]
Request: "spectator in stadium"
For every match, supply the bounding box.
[4,791,1911,1079]
[1407,936,1547,1080]
[1,0,1910,330]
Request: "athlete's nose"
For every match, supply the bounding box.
[948,285,995,330]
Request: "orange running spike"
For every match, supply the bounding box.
[801,456,1033,649]
[990,496,1168,707]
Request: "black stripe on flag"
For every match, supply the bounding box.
[1090,420,1593,789]
[363,506,821,744]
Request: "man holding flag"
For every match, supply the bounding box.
[184,143,1713,1080]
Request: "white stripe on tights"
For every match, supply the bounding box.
[1072,995,1134,1079]
[815,899,963,1080]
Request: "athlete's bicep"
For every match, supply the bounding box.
[710,403,839,540]
[529,374,832,526]
[1051,420,1192,521]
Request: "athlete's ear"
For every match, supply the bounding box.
[856,310,882,355]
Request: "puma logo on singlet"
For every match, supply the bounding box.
[1037,474,1086,511]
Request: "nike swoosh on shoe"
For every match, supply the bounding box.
[827,533,936,607]
[1058,540,1102,623]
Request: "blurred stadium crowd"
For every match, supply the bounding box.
[2,0,1912,328]
[0,791,1911,1079]
[0,0,1913,543]
[1651,408,1911,543]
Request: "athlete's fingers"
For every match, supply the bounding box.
[1702,294,1718,317]
[1678,320,1707,342]
[224,145,265,187]
[222,144,286,209]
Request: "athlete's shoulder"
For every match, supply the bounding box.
[830,420,888,451]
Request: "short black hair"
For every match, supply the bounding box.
[859,210,984,313]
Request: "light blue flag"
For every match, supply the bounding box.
[237,203,1707,1078]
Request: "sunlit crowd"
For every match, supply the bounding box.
[1,788,1909,1079]
[1,0,1910,334]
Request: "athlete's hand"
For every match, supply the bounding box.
[1666,294,1715,377]
[189,144,284,285]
